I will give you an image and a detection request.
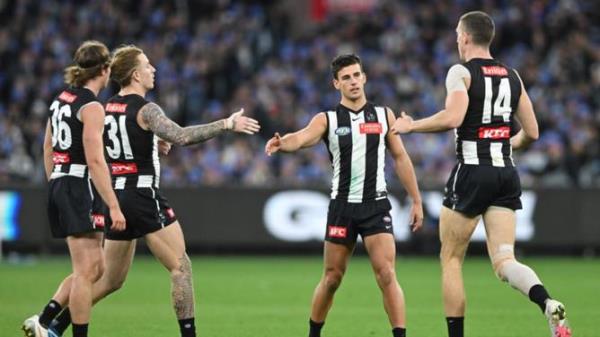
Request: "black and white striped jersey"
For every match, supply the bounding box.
[456,58,522,167]
[48,86,99,179]
[323,102,390,203]
[104,94,160,190]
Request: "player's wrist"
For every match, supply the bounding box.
[224,118,232,130]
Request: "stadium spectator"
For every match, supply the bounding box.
[0,0,597,188]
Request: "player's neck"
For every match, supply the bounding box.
[464,47,492,62]
[340,96,367,112]
[119,83,147,97]
[83,81,103,97]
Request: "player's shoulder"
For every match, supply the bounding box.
[447,63,471,77]
[53,86,97,105]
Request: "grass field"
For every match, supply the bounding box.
[1,255,597,337]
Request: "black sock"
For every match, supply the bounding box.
[38,300,62,328]
[178,318,196,337]
[528,284,551,313]
[72,323,88,337]
[50,308,72,334]
[309,319,324,337]
[392,327,406,337]
[446,316,464,337]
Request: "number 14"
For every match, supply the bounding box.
[482,77,511,124]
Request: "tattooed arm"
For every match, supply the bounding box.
[137,102,260,146]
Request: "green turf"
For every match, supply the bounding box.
[1,255,597,336]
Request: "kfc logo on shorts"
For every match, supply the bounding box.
[166,208,175,218]
[478,126,510,139]
[328,225,347,238]
[92,214,105,228]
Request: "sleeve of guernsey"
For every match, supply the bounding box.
[445,64,471,93]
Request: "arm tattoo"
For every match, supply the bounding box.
[140,102,227,146]
[172,253,195,319]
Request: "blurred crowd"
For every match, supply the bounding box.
[0,0,598,188]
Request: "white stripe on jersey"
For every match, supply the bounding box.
[152,135,160,188]
[86,178,95,229]
[328,111,341,200]
[490,142,505,167]
[374,107,388,196]
[326,106,388,203]
[348,111,366,203]
[115,177,126,190]
[50,164,87,179]
[462,141,479,165]
[137,175,154,188]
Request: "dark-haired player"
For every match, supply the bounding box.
[266,54,423,337]
[392,11,571,337]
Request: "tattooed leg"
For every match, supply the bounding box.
[172,253,195,319]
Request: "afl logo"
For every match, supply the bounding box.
[335,127,351,136]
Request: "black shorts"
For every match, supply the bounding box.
[443,163,522,216]
[325,198,393,245]
[104,188,177,241]
[47,176,105,238]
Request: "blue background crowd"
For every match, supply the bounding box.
[0,0,598,188]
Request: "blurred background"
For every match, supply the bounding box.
[0,0,599,255]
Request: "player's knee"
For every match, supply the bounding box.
[170,253,192,280]
[323,269,344,292]
[74,258,104,283]
[490,245,516,280]
[93,259,105,283]
[105,274,126,294]
[374,266,397,288]
[440,249,463,268]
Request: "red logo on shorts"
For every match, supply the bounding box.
[328,226,347,238]
[52,152,71,164]
[478,126,510,139]
[166,208,175,218]
[92,214,105,228]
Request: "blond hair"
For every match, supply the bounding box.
[110,45,144,87]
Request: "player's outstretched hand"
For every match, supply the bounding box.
[265,132,282,156]
[390,111,413,134]
[226,108,261,135]
[109,206,126,232]
[409,201,424,233]
[158,139,171,155]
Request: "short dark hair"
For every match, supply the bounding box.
[460,11,495,47]
[331,54,363,79]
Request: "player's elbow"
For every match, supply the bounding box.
[527,129,539,141]
[446,114,463,129]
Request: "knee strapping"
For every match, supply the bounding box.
[492,246,542,296]
[491,244,515,279]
